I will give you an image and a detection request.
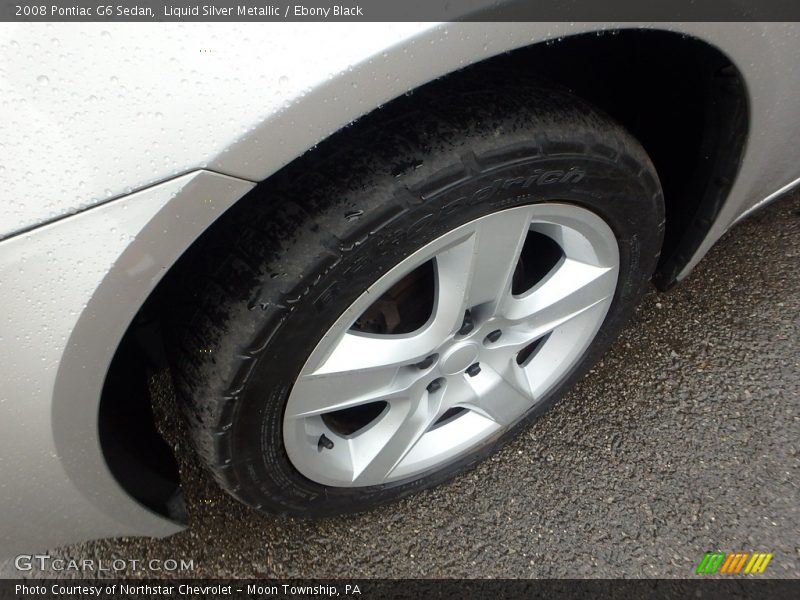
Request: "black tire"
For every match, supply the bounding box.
[168,78,664,516]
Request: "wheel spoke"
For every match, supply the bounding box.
[310,329,440,375]
[515,299,610,397]
[350,392,441,484]
[502,258,616,337]
[452,365,535,426]
[285,365,416,419]
[435,208,533,320]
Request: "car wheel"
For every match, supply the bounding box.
[169,81,664,516]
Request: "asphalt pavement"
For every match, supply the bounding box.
[14,193,800,579]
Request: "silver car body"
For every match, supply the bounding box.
[1,22,799,556]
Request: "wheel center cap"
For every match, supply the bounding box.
[439,342,479,375]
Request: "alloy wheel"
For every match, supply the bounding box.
[283,203,619,487]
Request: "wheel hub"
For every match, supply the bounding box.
[438,342,479,376]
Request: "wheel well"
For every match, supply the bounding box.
[511,30,748,288]
[100,28,748,517]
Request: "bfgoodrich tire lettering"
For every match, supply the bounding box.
[169,81,664,516]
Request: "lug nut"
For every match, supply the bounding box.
[416,354,437,369]
[485,329,502,344]
[457,310,474,336]
[426,378,444,394]
[318,434,335,451]
[466,362,481,377]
